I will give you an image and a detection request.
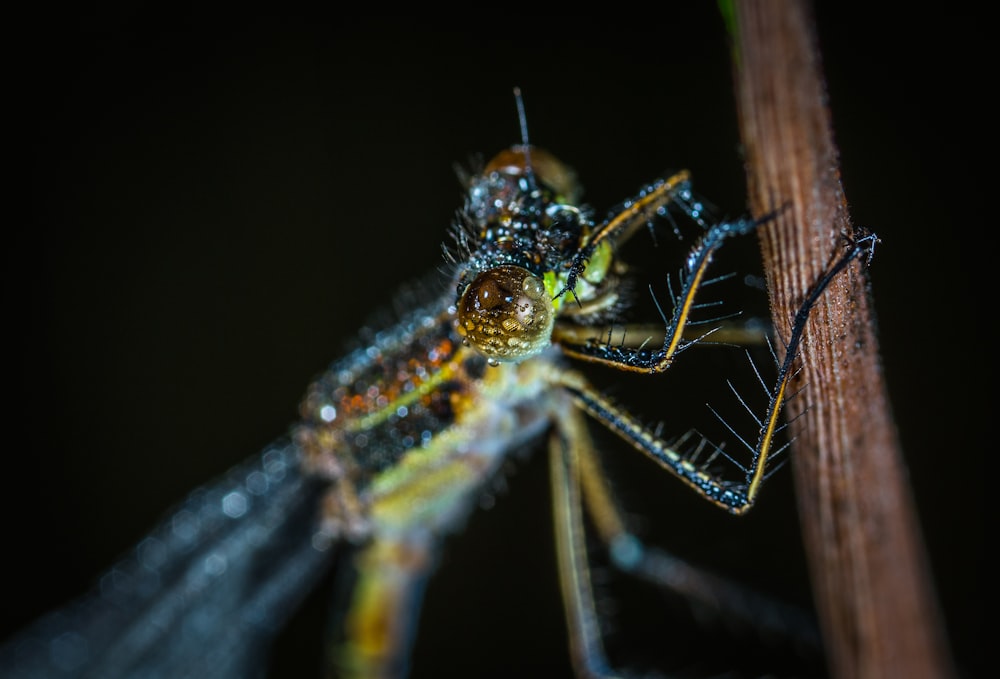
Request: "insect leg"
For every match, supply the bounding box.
[549,404,619,678]
[553,319,770,352]
[556,366,753,514]
[556,170,694,305]
[564,405,822,653]
[555,232,879,514]
[557,215,771,374]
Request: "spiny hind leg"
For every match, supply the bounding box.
[551,403,819,679]
[546,229,878,675]
[567,401,820,652]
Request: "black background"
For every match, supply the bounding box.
[5,4,984,678]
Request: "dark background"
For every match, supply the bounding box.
[5,4,984,678]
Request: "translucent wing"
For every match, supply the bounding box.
[0,440,334,679]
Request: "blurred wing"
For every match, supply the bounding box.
[0,439,334,679]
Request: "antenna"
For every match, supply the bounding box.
[512,87,537,189]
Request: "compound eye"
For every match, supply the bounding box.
[457,265,555,364]
[483,146,581,204]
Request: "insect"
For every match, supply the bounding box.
[0,93,875,679]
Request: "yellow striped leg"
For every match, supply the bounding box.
[550,405,621,679]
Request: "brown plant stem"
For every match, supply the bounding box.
[725,2,955,677]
